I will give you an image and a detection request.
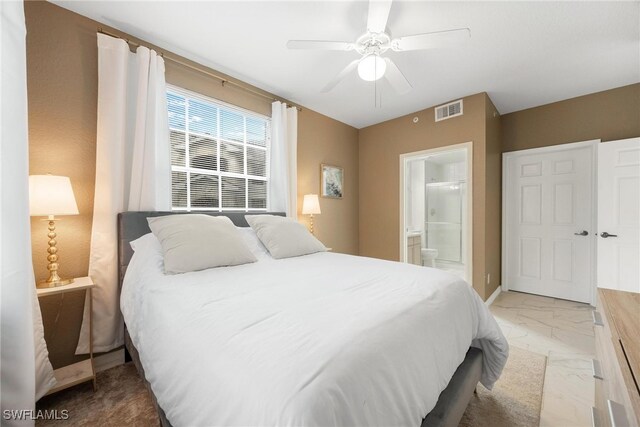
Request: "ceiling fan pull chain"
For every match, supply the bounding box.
[375,73,377,108]
[374,77,379,108]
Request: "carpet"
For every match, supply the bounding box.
[36,363,158,427]
[37,346,545,426]
[459,346,547,427]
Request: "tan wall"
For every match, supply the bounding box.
[484,94,502,297]
[358,93,494,298]
[26,1,98,369]
[25,1,358,367]
[27,2,98,284]
[298,109,359,254]
[502,83,640,152]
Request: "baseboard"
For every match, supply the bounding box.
[485,286,501,306]
[94,348,125,373]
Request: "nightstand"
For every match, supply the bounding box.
[37,276,97,395]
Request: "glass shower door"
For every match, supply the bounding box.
[425,182,465,263]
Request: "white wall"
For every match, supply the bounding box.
[408,160,425,235]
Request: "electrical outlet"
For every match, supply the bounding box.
[487,273,491,284]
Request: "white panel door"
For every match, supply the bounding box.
[504,141,596,303]
[597,137,640,293]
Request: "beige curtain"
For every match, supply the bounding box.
[76,33,171,354]
[268,101,298,217]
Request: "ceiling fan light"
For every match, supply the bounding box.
[357,54,386,81]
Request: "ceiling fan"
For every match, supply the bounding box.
[286,0,470,94]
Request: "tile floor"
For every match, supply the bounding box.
[490,290,595,427]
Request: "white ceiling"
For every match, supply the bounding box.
[52,1,639,129]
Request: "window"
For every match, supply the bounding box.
[167,86,270,211]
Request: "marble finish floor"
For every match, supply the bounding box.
[490,290,595,427]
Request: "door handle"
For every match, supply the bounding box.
[600,232,618,238]
[574,230,589,236]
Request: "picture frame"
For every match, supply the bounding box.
[320,164,344,199]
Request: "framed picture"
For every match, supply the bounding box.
[321,164,343,199]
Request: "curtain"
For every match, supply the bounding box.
[1,0,56,422]
[76,34,170,354]
[268,101,298,217]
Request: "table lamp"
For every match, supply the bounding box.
[29,175,79,288]
[302,194,321,235]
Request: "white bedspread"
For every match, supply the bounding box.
[122,238,508,427]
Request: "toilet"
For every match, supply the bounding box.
[421,248,438,268]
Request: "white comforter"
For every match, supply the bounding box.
[122,238,508,427]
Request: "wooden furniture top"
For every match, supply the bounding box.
[36,276,96,297]
[599,288,640,418]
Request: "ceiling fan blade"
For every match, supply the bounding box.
[286,40,355,51]
[321,59,360,93]
[383,57,412,94]
[391,28,470,51]
[367,0,393,33]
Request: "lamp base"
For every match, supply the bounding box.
[309,214,315,235]
[37,216,74,289]
[37,278,74,289]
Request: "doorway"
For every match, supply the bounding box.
[597,137,640,293]
[502,140,598,304]
[400,142,473,283]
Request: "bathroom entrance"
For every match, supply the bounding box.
[400,143,473,283]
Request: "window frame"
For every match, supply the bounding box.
[167,84,271,212]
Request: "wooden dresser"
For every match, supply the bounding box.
[593,288,640,427]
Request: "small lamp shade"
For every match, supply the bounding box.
[302,194,321,215]
[29,175,79,217]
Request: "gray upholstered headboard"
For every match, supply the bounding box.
[117,211,286,290]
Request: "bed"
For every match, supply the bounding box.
[117,211,508,427]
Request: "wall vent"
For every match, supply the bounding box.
[435,99,463,122]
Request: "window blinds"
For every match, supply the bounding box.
[167,87,270,211]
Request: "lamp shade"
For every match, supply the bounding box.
[302,194,321,215]
[29,175,79,217]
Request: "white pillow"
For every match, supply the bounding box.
[130,232,162,254]
[147,214,257,274]
[236,227,271,260]
[245,215,327,259]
